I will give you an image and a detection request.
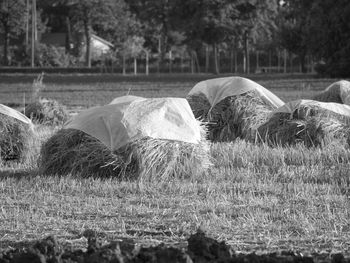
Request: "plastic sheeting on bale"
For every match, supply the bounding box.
[276,99,350,117]
[109,95,145,105]
[188,76,284,109]
[65,97,201,150]
[0,104,33,127]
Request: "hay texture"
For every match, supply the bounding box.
[313,80,350,105]
[188,91,274,142]
[187,76,284,143]
[39,97,211,180]
[40,127,210,180]
[0,113,35,163]
[258,100,350,147]
[25,98,69,126]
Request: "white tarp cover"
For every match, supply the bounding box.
[109,95,145,105]
[188,76,284,108]
[0,104,33,126]
[65,97,201,150]
[275,99,350,117]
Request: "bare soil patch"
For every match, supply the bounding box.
[0,230,349,263]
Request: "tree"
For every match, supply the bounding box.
[69,0,136,67]
[172,0,276,74]
[0,0,26,65]
[128,0,177,71]
[277,0,314,73]
[306,0,350,77]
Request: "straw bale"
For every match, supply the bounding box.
[187,91,274,142]
[0,113,35,163]
[313,84,343,104]
[39,126,211,180]
[258,104,350,147]
[25,98,69,126]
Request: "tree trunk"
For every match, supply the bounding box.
[65,17,72,54]
[169,50,172,73]
[234,49,237,73]
[192,50,200,73]
[145,50,149,75]
[157,36,161,74]
[83,18,91,68]
[122,54,126,75]
[205,45,209,73]
[134,57,137,75]
[25,0,29,49]
[3,29,9,66]
[213,43,219,74]
[283,49,287,73]
[230,48,233,73]
[299,53,307,73]
[31,0,37,67]
[243,30,249,74]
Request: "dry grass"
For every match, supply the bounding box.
[187,91,274,142]
[258,103,350,147]
[39,127,211,181]
[1,137,350,255]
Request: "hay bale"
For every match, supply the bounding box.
[39,127,211,180]
[25,98,69,126]
[313,80,350,105]
[258,104,350,147]
[187,91,274,142]
[313,83,343,104]
[0,113,35,163]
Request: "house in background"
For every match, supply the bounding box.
[40,33,114,58]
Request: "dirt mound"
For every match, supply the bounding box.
[0,230,349,263]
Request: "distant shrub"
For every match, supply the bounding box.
[35,43,76,67]
[25,98,69,126]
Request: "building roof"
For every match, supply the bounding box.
[91,34,114,48]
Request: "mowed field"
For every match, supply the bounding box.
[0,73,349,256]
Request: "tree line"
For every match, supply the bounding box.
[0,0,349,77]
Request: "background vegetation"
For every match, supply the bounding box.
[1,0,350,77]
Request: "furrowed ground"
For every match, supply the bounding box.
[0,74,349,256]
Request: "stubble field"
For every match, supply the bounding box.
[0,73,349,261]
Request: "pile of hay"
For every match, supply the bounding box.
[257,103,350,147]
[25,98,69,126]
[0,113,35,164]
[187,91,274,142]
[39,127,211,180]
[313,80,350,104]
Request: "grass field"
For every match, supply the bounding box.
[0,73,349,256]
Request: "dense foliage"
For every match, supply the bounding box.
[0,0,350,76]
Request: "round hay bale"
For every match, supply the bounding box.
[25,98,69,126]
[0,112,35,163]
[39,127,210,180]
[313,83,343,104]
[257,102,350,147]
[188,91,274,142]
[313,80,350,104]
[39,97,211,180]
